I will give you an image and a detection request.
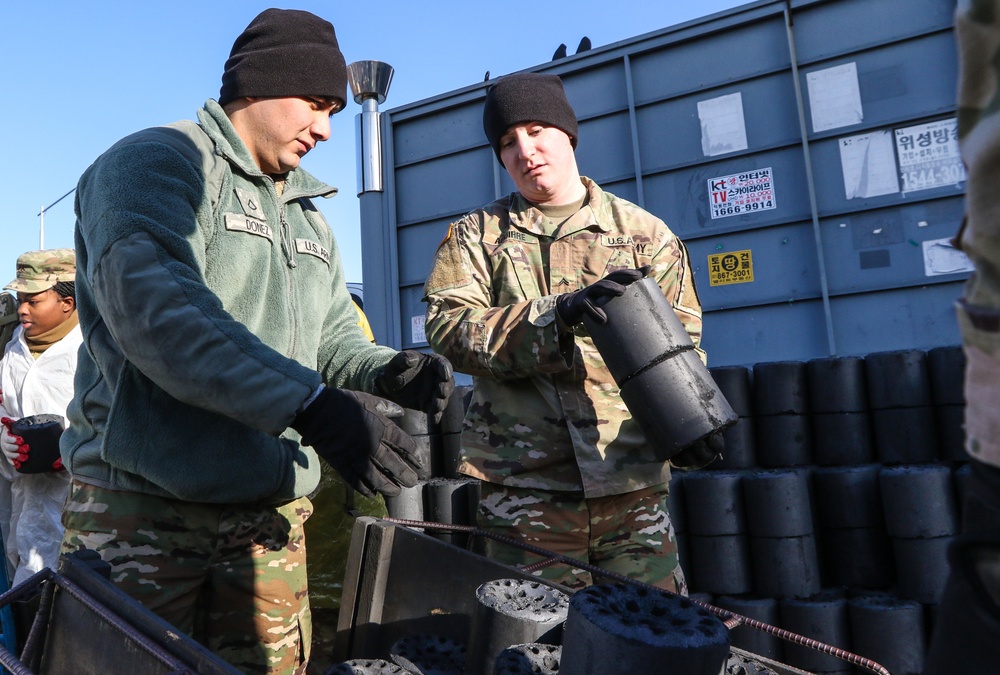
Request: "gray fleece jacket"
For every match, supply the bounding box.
[63,100,396,504]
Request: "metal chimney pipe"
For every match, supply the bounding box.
[347,60,394,194]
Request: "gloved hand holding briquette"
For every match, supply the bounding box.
[0,420,16,464]
[1,414,67,473]
[556,265,651,326]
[292,387,421,498]
[375,350,455,423]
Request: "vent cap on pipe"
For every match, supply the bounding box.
[347,60,394,104]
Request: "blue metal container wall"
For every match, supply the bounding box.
[363,0,964,367]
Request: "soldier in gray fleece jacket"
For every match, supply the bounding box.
[59,9,453,674]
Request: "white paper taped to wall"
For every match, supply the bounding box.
[411,315,426,344]
[807,62,863,133]
[923,238,974,277]
[698,92,748,157]
[839,130,900,199]
[896,119,967,194]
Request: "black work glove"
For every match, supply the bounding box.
[291,387,420,498]
[3,414,66,474]
[375,350,455,423]
[669,432,725,471]
[555,266,650,326]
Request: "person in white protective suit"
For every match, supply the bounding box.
[0,249,80,586]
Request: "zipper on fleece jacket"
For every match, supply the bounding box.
[279,205,299,357]
[279,208,297,270]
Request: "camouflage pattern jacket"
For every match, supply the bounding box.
[955,0,1000,468]
[423,178,702,498]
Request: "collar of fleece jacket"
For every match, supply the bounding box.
[196,98,338,202]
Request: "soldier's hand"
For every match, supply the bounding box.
[292,387,421,498]
[556,266,650,326]
[375,350,455,423]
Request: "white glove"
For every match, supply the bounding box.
[0,422,21,464]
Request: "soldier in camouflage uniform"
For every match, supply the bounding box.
[424,73,713,593]
[925,3,1000,670]
[953,0,1000,508]
[61,10,452,675]
[0,249,80,586]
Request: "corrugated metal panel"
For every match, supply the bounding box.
[362,0,965,366]
[648,148,814,238]
[791,0,956,63]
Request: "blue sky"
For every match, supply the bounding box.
[0,0,746,289]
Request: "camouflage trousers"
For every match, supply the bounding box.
[303,461,386,675]
[476,482,686,594]
[60,480,313,675]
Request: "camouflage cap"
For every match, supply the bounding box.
[4,248,76,293]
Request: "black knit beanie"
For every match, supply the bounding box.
[482,72,578,162]
[219,8,347,110]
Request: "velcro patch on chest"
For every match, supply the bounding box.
[235,188,266,221]
[295,238,330,265]
[601,235,635,247]
[497,230,531,245]
[224,213,274,242]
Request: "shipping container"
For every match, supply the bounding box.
[357,0,965,367]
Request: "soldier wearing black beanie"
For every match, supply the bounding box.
[482,72,579,163]
[66,7,457,675]
[219,8,348,111]
[425,66,708,600]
